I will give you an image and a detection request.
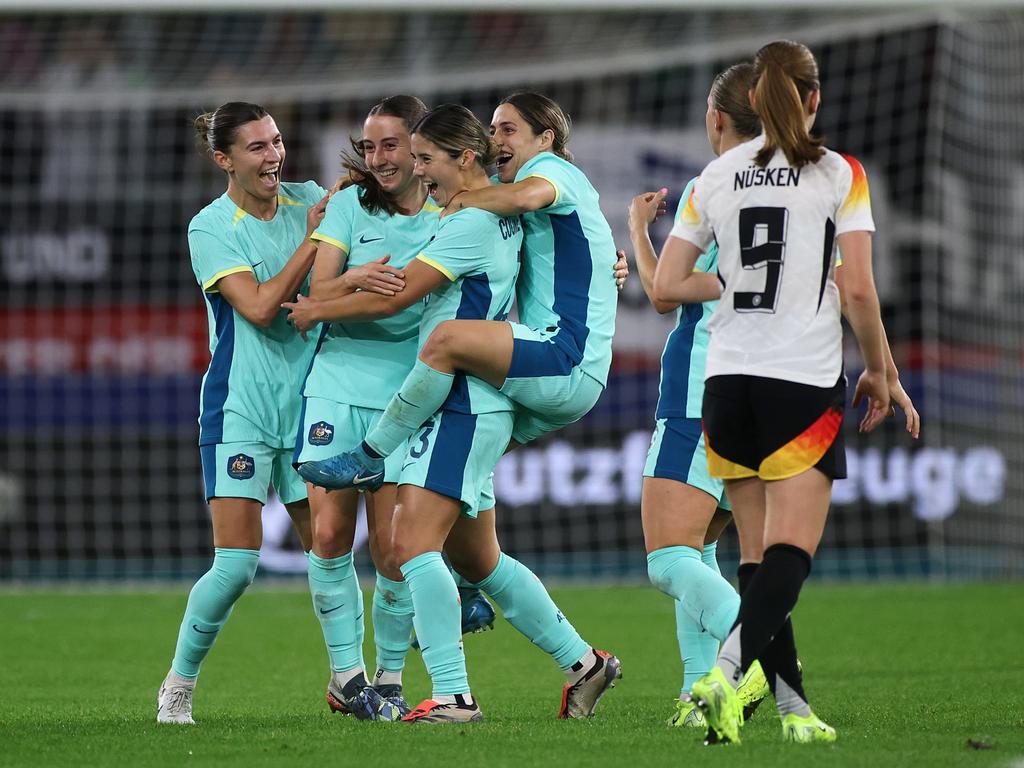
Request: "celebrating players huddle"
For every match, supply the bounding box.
[158,39,919,746]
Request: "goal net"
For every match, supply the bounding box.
[0,7,1020,580]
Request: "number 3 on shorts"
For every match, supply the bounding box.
[409,421,435,459]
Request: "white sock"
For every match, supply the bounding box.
[564,648,598,685]
[374,668,402,687]
[716,626,742,689]
[433,693,475,707]
[165,670,196,688]
[331,666,364,694]
[775,676,812,717]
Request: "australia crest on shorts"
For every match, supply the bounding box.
[227,453,255,480]
[309,421,334,446]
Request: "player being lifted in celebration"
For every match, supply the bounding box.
[157,102,330,725]
[654,41,904,744]
[293,95,496,720]
[299,92,619,503]
[629,62,770,731]
[286,104,619,722]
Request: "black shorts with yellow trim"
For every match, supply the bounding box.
[701,374,847,481]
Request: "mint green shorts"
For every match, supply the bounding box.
[293,397,406,484]
[500,324,604,445]
[398,409,512,517]
[643,417,730,510]
[200,441,307,505]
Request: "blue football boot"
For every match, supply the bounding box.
[298,444,385,492]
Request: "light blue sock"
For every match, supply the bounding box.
[352,559,366,672]
[308,551,363,673]
[171,547,260,678]
[401,551,469,696]
[372,574,413,673]
[702,540,722,575]
[677,542,724,693]
[475,552,589,670]
[365,359,454,457]
[647,545,739,642]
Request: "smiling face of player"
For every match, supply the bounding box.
[361,114,419,203]
[215,115,285,208]
[490,102,551,184]
[411,133,469,208]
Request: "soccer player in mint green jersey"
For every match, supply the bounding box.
[628,64,768,733]
[287,105,619,723]
[300,92,622,484]
[292,95,490,720]
[155,102,330,725]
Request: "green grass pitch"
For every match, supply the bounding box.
[1,583,1022,767]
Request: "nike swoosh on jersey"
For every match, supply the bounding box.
[319,603,345,614]
[251,261,264,268]
[359,235,383,244]
[397,393,417,407]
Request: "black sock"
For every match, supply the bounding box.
[737,560,802,698]
[361,440,383,460]
[737,543,811,679]
[737,562,759,595]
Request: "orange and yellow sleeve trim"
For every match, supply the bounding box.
[416,253,456,281]
[839,154,871,218]
[310,232,350,254]
[203,265,254,292]
[680,184,701,227]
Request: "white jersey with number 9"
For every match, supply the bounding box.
[669,134,874,388]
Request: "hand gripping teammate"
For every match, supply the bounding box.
[286,105,619,722]
[157,102,332,724]
[654,41,906,745]
[629,62,772,732]
[292,96,496,720]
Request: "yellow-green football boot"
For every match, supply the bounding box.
[667,694,706,728]
[691,667,743,745]
[781,711,837,744]
[737,660,770,720]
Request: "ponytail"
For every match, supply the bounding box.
[752,41,825,168]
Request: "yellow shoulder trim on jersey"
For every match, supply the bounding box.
[277,194,303,206]
[422,199,443,213]
[232,208,247,228]
[310,232,350,254]
[203,265,254,292]
[526,173,560,207]
[416,253,456,281]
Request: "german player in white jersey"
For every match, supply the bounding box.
[654,40,894,745]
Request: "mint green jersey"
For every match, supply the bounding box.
[656,177,719,419]
[305,186,441,409]
[189,180,327,447]
[417,208,522,414]
[513,152,618,385]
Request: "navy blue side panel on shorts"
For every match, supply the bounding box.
[199,293,234,444]
[656,303,701,420]
[200,444,218,498]
[507,337,575,378]
[424,412,478,499]
[550,211,591,364]
[653,417,702,479]
[293,324,331,464]
[443,273,492,414]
